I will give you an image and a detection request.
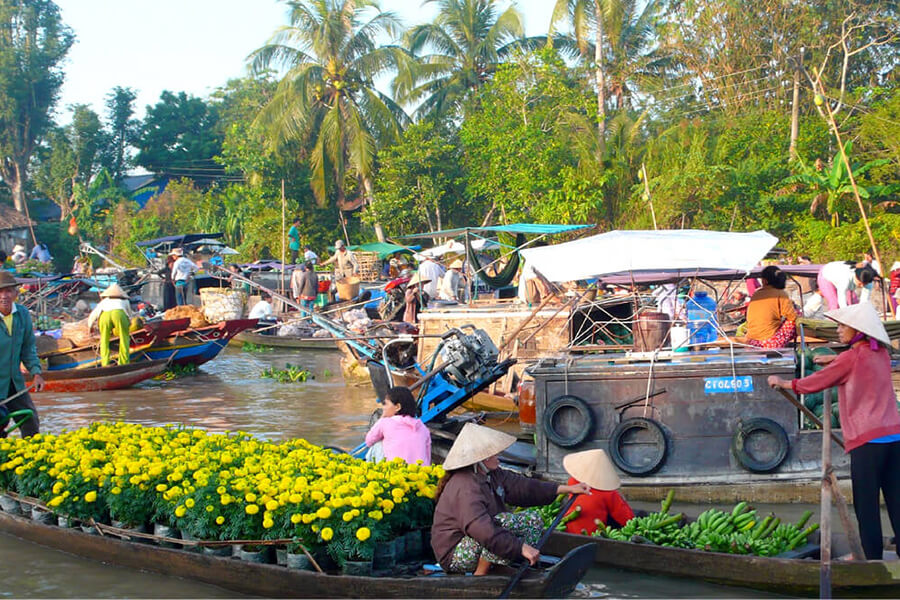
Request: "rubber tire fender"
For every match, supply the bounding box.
[732,417,789,473]
[609,417,669,476]
[542,395,595,448]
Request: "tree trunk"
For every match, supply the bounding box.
[1,159,27,212]
[362,177,386,242]
[594,1,606,156]
[789,49,803,160]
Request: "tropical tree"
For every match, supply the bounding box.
[102,86,139,182]
[395,0,525,121]
[0,0,73,212]
[782,141,895,227]
[248,0,409,241]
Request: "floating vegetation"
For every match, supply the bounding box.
[261,364,312,383]
[241,342,274,353]
[155,363,199,381]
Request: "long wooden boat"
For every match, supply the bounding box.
[44,319,257,370]
[544,529,900,597]
[0,510,593,598]
[27,360,169,392]
[232,329,339,351]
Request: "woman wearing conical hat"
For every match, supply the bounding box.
[87,284,133,366]
[430,423,589,575]
[768,302,900,560]
[560,449,634,535]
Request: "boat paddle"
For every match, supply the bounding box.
[0,382,36,409]
[498,493,578,599]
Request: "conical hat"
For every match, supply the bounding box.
[563,449,621,491]
[406,272,431,287]
[100,283,129,299]
[825,302,890,346]
[442,423,516,470]
[449,258,464,269]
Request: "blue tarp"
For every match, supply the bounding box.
[396,223,593,239]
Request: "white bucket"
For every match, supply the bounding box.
[670,325,690,352]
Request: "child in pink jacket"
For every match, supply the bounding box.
[365,386,431,465]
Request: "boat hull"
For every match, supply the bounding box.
[232,330,339,351]
[28,360,169,392]
[0,510,591,599]
[544,530,900,597]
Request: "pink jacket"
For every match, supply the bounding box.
[792,343,900,451]
[365,415,432,465]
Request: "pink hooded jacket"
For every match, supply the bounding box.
[365,415,432,465]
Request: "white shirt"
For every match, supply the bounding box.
[417,259,445,299]
[171,256,199,282]
[304,250,318,263]
[87,298,133,330]
[438,269,461,301]
[248,300,273,319]
[820,261,859,308]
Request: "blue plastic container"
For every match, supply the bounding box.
[685,291,718,345]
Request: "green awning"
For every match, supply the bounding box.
[347,242,419,259]
[396,223,593,239]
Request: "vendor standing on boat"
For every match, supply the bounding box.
[767,302,900,560]
[745,266,797,348]
[170,248,199,306]
[560,449,634,535]
[0,271,44,437]
[88,284,134,366]
[403,273,430,324]
[431,423,589,575]
[321,240,358,280]
[288,217,301,264]
[817,261,876,310]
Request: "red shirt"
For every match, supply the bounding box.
[562,477,635,535]
[792,343,900,452]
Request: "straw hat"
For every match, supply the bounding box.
[100,283,129,299]
[562,449,621,491]
[170,248,184,257]
[891,261,900,273]
[449,258,464,270]
[335,240,345,249]
[825,302,891,346]
[442,423,517,470]
[406,272,431,288]
[0,271,19,290]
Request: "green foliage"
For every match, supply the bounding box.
[35,221,79,273]
[261,364,312,383]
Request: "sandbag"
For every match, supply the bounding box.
[200,288,246,323]
[61,318,94,346]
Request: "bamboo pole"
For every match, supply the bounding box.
[641,162,657,230]
[280,179,286,299]
[820,387,833,599]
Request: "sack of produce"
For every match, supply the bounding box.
[163,305,209,328]
[61,318,94,346]
[200,288,246,322]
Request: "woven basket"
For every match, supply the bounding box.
[355,251,381,282]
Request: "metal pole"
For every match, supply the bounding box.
[820,388,832,599]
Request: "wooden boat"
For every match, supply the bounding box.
[0,510,594,598]
[232,329,339,351]
[544,529,900,597]
[43,319,257,370]
[27,360,169,392]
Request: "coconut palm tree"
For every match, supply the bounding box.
[248,0,410,238]
[394,0,526,121]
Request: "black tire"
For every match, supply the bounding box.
[732,417,789,473]
[542,395,595,448]
[609,417,668,475]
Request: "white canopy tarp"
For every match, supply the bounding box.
[415,238,499,260]
[519,229,778,282]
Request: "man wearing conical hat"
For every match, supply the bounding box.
[768,302,900,560]
[560,449,634,535]
[431,423,589,575]
[88,284,134,366]
[0,271,44,437]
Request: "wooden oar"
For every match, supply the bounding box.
[498,494,578,599]
[775,388,844,450]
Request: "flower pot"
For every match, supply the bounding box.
[286,551,314,570]
[0,494,21,515]
[275,547,287,566]
[57,515,75,528]
[202,545,233,558]
[111,520,149,533]
[372,541,396,570]
[393,535,407,561]
[80,524,99,535]
[341,559,373,576]
[404,530,422,560]
[238,545,273,564]
[153,522,181,548]
[421,529,433,558]
[179,531,202,553]
[31,506,55,525]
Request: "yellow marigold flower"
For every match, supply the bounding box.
[84,491,97,503]
[175,505,187,518]
[290,513,303,524]
[156,483,167,492]
[206,505,214,512]
[48,496,64,507]
[245,504,260,515]
[110,486,122,495]
[215,516,225,525]
[342,511,354,522]
[245,492,257,503]
[356,527,371,542]
[221,495,232,506]
[263,518,274,529]
[316,506,331,519]
[321,527,333,541]
[302,513,315,524]
[288,493,302,504]
[265,499,279,511]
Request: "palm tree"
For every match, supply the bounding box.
[248,0,410,240]
[394,0,525,121]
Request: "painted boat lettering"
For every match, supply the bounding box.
[703,376,754,394]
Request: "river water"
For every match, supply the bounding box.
[3,346,796,598]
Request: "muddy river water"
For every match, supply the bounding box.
[1,346,816,598]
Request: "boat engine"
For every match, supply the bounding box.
[439,327,500,385]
